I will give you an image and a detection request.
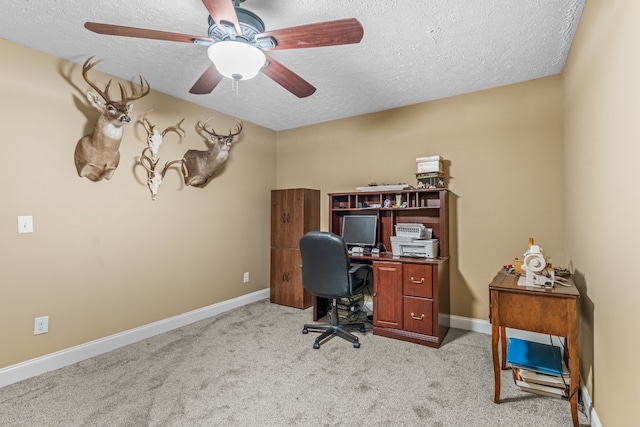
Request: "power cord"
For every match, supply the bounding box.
[549,334,585,415]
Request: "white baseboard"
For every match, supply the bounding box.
[0,289,270,388]
[449,314,601,427]
[449,314,566,346]
[579,375,602,427]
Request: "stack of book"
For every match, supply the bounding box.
[506,338,570,399]
[331,294,364,320]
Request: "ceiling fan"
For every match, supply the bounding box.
[84,0,364,98]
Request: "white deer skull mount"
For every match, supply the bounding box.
[139,114,186,200]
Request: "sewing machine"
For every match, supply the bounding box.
[517,241,554,287]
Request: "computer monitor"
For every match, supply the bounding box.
[341,215,377,248]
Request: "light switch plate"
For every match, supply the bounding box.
[18,216,33,234]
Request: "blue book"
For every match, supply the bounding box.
[506,338,564,377]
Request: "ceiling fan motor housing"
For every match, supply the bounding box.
[207,7,276,49]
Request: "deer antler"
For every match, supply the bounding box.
[81,55,150,104]
[196,119,243,140]
[81,56,112,101]
[162,118,185,138]
[229,121,243,137]
[118,74,151,103]
[142,112,155,135]
[161,159,185,178]
[140,147,158,174]
[195,118,214,137]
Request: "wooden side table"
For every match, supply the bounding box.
[489,269,580,427]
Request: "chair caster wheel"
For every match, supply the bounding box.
[313,342,320,349]
[359,327,366,333]
[302,328,308,334]
[353,342,360,348]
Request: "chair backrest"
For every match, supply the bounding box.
[299,231,353,299]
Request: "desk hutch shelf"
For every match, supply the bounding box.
[329,188,449,257]
[324,188,450,348]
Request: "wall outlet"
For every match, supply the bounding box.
[34,316,48,335]
[243,272,250,283]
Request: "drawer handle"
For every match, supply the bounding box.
[410,312,425,321]
[410,277,424,284]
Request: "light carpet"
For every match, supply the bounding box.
[0,299,589,426]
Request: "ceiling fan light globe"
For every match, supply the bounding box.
[207,41,266,81]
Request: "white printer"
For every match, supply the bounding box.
[391,224,439,258]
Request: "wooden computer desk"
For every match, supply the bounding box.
[488,269,580,427]
[313,252,450,348]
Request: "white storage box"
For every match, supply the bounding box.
[416,156,443,173]
[395,223,432,239]
[391,237,439,258]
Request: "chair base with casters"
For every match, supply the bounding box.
[302,298,367,349]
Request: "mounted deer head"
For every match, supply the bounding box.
[182,119,243,188]
[139,114,185,200]
[74,56,150,181]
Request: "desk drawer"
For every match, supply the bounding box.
[403,297,433,336]
[403,264,433,298]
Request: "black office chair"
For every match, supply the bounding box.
[299,231,372,349]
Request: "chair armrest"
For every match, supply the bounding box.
[349,263,372,294]
[349,264,370,274]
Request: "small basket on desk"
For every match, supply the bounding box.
[395,224,432,239]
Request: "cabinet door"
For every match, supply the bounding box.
[271,189,306,248]
[403,297,434,336]
[270,248,310,308]
[403,264,433,298]
[372,262,403,329]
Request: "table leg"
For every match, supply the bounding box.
[567,317,579,427]
[500,326,507,370]
[492,322,501,403]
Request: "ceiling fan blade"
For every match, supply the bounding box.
[256,18,363,50]
[85,22,212,44]
[261,55,316,98]
[189,64,224,94]
[201,0,242,35]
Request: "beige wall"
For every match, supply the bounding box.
[277,76,566,321]
[4,1,638,422]
[0,40,276,368]
[563,0,640,425]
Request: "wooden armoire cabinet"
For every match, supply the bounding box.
[270,188,320,309]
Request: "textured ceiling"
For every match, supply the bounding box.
[1,0,585,131]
